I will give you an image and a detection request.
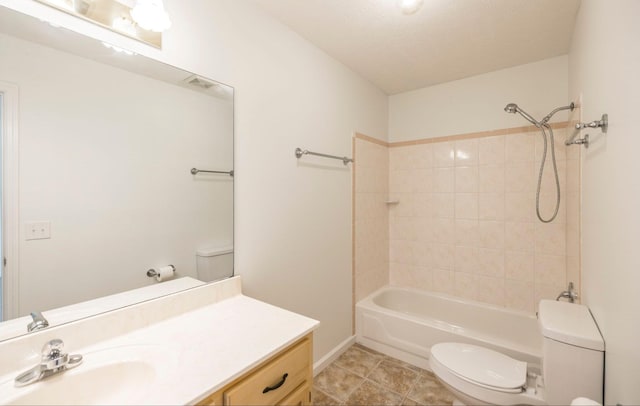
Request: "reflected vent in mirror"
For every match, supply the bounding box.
[184,75,217,90]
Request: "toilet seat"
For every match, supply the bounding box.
[430,343,527,393]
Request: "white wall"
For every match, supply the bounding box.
[0,0,389,361]
[569,1,640,404]
[389,56,568,142]
[0,32,233,314]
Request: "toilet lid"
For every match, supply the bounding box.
[431,343,527,390]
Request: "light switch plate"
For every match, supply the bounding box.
[25,221,51,240]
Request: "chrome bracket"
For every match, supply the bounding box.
[566,133,589,148]
[575,113,608,133]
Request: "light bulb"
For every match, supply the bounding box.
[112,16,137,36]
[398,0,424,15]
[130,0,171,32]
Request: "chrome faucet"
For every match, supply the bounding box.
[556,282,579,303]
[14,339,83,387]
[27,311,49,332]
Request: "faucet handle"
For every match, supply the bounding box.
[42,339,65,358]
[41,339,69,371]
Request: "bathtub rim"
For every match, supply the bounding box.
[356,285,543,363]
[358,285,539,321]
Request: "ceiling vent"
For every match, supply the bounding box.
[183,75,217,90]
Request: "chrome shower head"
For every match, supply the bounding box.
[504,103,518,114]
[504,103,540,127]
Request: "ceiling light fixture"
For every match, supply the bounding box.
[398,0,424,15]
[130,0,171,32]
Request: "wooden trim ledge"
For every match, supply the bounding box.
[353,121,570,148]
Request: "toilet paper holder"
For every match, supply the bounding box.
[146,265,175,278]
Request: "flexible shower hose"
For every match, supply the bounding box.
[536,124,561,223]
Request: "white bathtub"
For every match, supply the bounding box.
[356,286,542,370]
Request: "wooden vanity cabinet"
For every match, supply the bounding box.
[197,334,313,406]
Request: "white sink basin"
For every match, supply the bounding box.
[1,345,166,405]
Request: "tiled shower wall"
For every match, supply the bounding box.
[354,126,581,314]
[354,136,389,303]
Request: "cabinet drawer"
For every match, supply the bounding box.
[277,383,311,406]
[224,338,311,405]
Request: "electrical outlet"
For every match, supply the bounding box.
[25,221,51,240]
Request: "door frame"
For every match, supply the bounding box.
[1,81,20,320]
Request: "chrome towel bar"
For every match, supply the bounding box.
[295,147,353,165]
[191,168,234,177]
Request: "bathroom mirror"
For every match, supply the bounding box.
[0,6,234,341]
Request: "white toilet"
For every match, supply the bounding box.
[196,246,234,282]
[429,300,604,405]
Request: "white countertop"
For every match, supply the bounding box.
[0,276,319,405]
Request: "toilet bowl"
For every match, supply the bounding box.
[430,343,545,405]
[429,300,604,406]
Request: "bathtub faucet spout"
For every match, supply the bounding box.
[556,282,578,303]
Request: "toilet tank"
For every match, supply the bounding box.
[538,300,604,405]
[196,246,233,282]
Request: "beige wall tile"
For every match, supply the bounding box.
[505,192,535,222]
[535,223,566,256]
[505,163,536,193]
[478,220,506,249]
[505,251,535,282]
[455,139,479,167]
[432,218,455,245]
[475,275,506,307]
[456,166,479,193]
[432,269,454,295]
[432,141,455,167]
[478,135,505,165]
[479,165,505,193]
[389,146,412,171]
[504,280,535,313]
[535,254,567,287]
[479,193,505,221]
[433,167,455,193]
[413,193,432,218]
[455,272,477,301]
[504,222,535,252]
[455,245,479,273]
[477,248,505,278]
[410,144,433,169]
[455,220,479,246]
[455,193,479,219]
[505,133,535,163]
[390,170,412,194]
[432,193,455,219]
[432,243,455,270]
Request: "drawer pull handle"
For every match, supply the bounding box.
[262,373,288,394]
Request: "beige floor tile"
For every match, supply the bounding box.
[313,344,455,406]
[344,380,403,406]
[311,387,342,406]
[367,359,419,396]
[407,372,454,405]
[334,345,384,378]
[314,364,364,402]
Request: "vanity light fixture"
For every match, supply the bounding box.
[111,16,137,36]
[130,0,171,32]
[398,0,424,15]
